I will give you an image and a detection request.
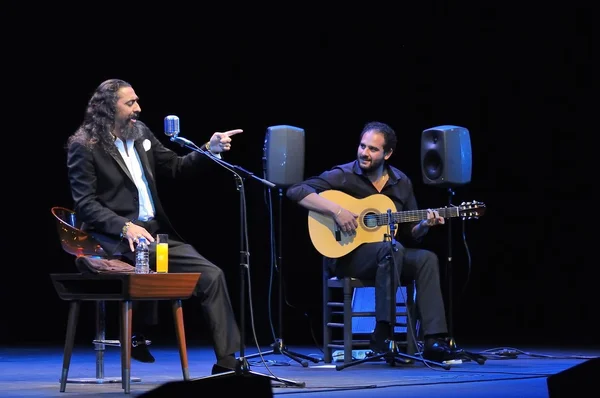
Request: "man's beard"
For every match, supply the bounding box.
[120,123,143,141]
[358,156,384,175]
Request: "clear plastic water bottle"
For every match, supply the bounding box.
[135,237,150,274]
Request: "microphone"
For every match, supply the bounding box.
[170,135,194,147]
[164,115,180,137]
[163,115,204,151]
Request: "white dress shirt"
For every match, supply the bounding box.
[114,138,155,221]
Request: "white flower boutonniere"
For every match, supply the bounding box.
[143,139,152,152]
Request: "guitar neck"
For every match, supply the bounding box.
[381,207,459,225]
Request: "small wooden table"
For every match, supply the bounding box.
[50,272,201,394]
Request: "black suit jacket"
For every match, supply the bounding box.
[67,121,209,256]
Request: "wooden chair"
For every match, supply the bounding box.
[322,257,420,365]
[50,206,200,394]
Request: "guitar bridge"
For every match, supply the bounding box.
[334,225,341,242]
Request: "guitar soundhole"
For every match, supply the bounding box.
[363,212,379,228]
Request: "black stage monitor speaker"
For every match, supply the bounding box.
[263,125,305,187]
[547,357,600,397]
[421,125,472,187]
[139,373,274,397]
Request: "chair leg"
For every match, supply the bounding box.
[343,278,353,364]
[60,301,80,392]
[405,283,418,355]
[322,275,332,363]
[172,299,190,380]
[120,300,133,394]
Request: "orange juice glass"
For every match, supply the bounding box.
[156,234,169,273]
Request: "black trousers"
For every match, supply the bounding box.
[334,241,448,336]
[122,227,240,360]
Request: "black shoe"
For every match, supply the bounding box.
[369,333,389,354]
[422,336,463,363]
[423,337,487,365]
[131,334,155,363]
[369,321,392,354]
[211,354,237,375]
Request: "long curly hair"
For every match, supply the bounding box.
[67,79,132,155]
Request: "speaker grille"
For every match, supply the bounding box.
[423,150,443,180]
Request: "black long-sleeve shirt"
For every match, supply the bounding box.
[286,160,422,246]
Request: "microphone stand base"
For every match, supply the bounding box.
[191,357,306,388]
[245,338,321,368]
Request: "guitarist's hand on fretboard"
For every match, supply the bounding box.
[333,207,359,234]
[423,209,445,227]
[414,209,446,239]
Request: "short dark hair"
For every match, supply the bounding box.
[360,121,397,153]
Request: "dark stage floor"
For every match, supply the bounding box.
[0,343,597,397]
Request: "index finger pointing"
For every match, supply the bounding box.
[223,129,243,136]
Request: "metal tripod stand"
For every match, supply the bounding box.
[335,209,450,371]
[246,188,320,368]
[163,136,304,388]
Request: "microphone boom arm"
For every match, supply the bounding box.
[170,136,276,188]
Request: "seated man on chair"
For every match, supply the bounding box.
[65,78,242,374]
[286,121,463,363]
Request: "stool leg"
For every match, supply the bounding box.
[60,301,80,392]
[120,300,132,394]
[94,300,106,379]
[172,299,190,380]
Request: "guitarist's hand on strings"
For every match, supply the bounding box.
[334,207,359,234]
[412,209,445,239]
[423,209,445,227]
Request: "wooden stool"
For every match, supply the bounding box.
[50,272,201,394]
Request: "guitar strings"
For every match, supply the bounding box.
[366,208,459,225]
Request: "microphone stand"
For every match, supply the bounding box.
[335,209,450,371]
[171,136,304,387]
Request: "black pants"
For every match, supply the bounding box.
[123,233,240,361]
[335,241,448,336]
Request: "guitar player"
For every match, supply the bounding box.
[286,121,469,363]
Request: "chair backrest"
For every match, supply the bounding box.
[51,206,107,258]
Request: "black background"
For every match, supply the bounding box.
[1,3,594,350]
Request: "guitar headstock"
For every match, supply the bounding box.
[458,201,486,219]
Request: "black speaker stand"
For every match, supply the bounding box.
[446,187,455,337]
[336,209,450,371]
[246,188,319,370]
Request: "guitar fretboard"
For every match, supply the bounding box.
[373,207,460,225]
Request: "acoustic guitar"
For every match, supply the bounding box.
[307,190,486,258]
